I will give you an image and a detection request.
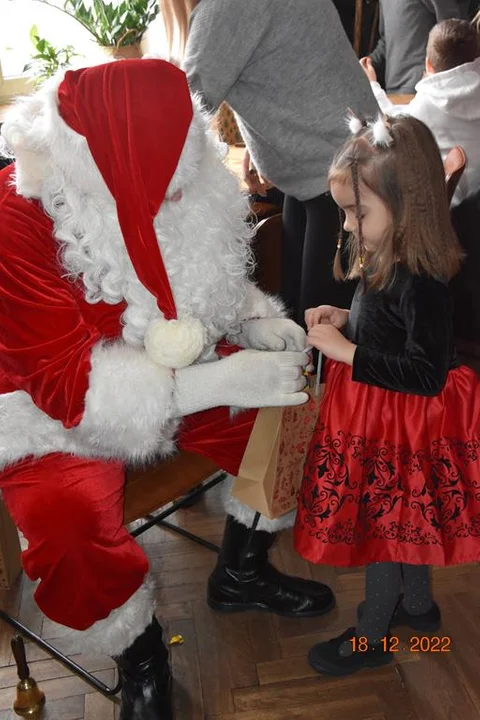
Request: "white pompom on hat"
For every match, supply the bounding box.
[144,316,206,369]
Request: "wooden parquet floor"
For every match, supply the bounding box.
[0,483,479,720]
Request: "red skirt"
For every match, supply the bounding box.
[294,361,480,567]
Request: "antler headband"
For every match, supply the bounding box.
[347,109,394,148]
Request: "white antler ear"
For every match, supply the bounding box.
[347,112,363,135]
[346,107,364,135]
[371,115,394,147]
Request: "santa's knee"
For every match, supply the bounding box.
[13,484,148,631]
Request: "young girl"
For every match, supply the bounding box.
[294,114,480,675]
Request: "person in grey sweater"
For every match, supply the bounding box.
[162,0,378,322]
[368,0,470,93]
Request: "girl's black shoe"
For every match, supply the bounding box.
[308,627,393,676]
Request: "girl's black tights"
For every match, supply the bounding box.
[356,562,433,643]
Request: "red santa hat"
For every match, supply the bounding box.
[57,58,206,368]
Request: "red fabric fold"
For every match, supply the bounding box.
[58,59,193,320]
[0,175,123,426]
[178,406,257,476]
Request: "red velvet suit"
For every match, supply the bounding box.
[0,165,255,629]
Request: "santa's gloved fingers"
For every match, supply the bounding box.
[262,334,287,351]
[282,365,304,381]
[282,325,307,351]
[282,376,308,394]
[277,351,309,368]
[279,391,309,406]
[240,319,306,352]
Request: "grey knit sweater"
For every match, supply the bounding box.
[183,0,378,201]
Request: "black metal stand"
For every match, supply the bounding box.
[130,471,227,550]
[0,615,122,698]
[0,469,228,700]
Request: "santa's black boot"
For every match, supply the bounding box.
[207,515,335,617]
[115,617,174,720]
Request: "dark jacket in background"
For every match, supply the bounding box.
[370,0,470,93]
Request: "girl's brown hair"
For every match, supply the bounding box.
[160,0,197,59]
[329,115,463,290]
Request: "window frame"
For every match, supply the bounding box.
[0,58,33,103]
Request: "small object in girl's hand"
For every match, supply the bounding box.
[168,634,184,646]
[314,353,323,396]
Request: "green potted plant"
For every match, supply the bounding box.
[24,25,80,86]
[35,0,160,58]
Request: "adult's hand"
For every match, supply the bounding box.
[242,148,269,196]
[237,318,307,351]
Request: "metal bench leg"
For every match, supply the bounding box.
[0,612,122,699]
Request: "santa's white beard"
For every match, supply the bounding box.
[40,135,253,353]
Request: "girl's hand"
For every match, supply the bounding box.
[305,305,349,331]
[307,324,356,365]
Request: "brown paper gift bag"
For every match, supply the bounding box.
[232,372,323,519]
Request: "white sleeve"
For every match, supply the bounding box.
[370,82,410,117]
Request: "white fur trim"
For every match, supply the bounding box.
[222,475,296,532]
[0,392,74,471]
[53,577,156,657]
[73,342,178,462]
[0,342,179,471]
[145,316,206,368]
[371,115,394,147]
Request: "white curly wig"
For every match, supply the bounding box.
[0,66,254,350]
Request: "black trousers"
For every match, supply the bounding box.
[281,192,357,325]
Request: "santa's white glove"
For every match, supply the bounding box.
[236,318,307,351]
[174,349,309,416]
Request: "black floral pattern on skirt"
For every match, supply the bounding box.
[300,427,480,545]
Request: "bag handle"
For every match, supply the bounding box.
[314,352,323,396]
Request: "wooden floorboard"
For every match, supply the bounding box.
[0,484,479,719]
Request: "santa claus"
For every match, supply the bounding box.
[0,59,334,719]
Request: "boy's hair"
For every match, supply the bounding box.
[329,115,463,290]
[427,19,479,73]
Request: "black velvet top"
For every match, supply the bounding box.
[345,264,457,397]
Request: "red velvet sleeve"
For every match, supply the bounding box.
[0,186,102,428]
